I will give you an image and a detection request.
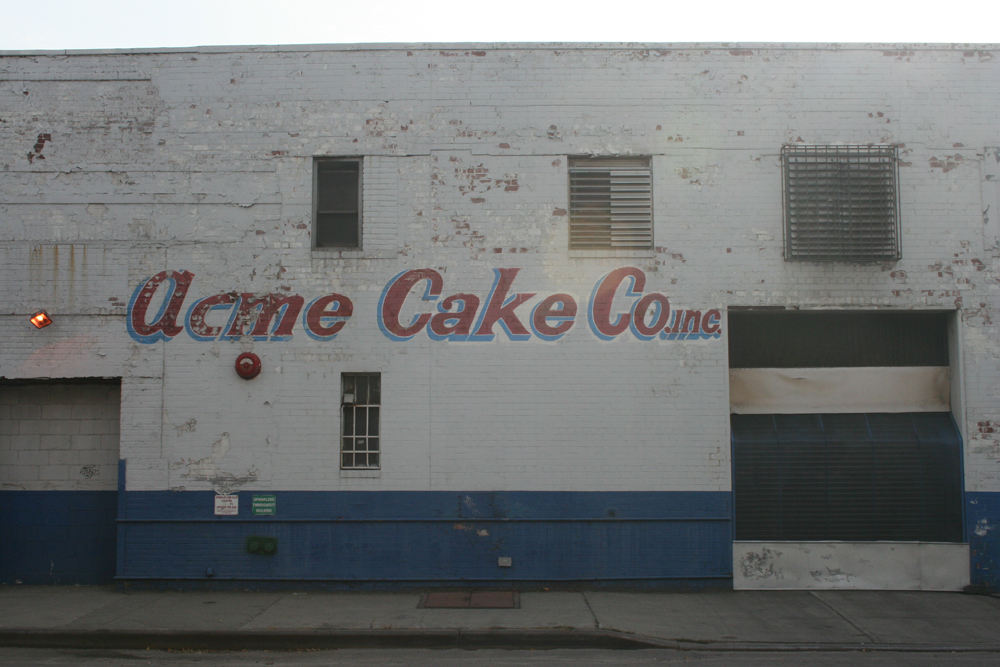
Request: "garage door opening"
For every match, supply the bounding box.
[0,379,121,585]
[728,311,966,590]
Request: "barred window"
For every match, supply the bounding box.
[341,373,380,469]
[782,145,900,261]
[314,158,362,248]
[569,157,652,249]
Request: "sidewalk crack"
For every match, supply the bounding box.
[241,594,286,629]
[809,591,880,643]
[59,592,168,629]
[580,591,600,629]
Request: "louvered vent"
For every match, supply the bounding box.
[569,157,652,249]
[783,145,900,261]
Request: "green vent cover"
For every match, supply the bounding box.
[246,535,278,556]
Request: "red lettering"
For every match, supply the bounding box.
[428,293,481,339]
[702,309,722,335]
[127,270,194,343]
[224,293,305,340]
[304,294,354,339]
[678,310,702,334]
[378,269,443,340]
[471,268,535,341]
[187,293,237,340]
[588,267,645,340]
[531,294,577,339]
[631,293,671,338]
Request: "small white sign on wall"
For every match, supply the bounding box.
[214,494,238,516]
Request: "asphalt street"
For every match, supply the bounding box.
[2,648,1000,667]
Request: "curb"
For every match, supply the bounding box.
[0,629,642,651]
[3,629,1000,652]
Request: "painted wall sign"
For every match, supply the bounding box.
[127,268,721,344]
[214,494,238,516]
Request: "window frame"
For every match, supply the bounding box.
[568,156,653,250]
[313,157,363,250]
[781,144,901,262]
[340,372,380,470]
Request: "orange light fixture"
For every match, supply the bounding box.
[30,311,52,329]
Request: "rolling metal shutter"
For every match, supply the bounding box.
[732,413,963,542]
[783,145,900,261]
[569,157,652,249]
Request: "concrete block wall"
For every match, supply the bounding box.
[1,43,999,586]
[0,383,119,491]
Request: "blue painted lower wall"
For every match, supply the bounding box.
[118,491,733,587]
[13,488,994,589]
[0,491,117,585]
[967,492,1000,590]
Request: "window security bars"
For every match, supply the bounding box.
[569,157,652,249]
[341,373,380,469]
[782,145,900,261]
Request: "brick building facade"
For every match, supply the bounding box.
[1,43,997,589]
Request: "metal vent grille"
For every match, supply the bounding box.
[783,145,900,261]
[569,157,652,249]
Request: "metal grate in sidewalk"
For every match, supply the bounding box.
[419,591,520,609]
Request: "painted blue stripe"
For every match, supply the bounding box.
[0,491,117,585]
[967,491,1000,590]
[120,490,731,521]
[117,490,732,585]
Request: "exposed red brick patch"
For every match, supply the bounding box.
[929,154,965,173]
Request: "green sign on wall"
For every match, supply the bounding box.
[251,494,276,516]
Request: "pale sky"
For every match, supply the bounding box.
[0,0,996,51]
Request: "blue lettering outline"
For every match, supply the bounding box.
[126,276,177,345]
[377,270,439,342]
[183,296,237,342]
[303,296,350,342]
[529,297,575,342]
[587,271,642,341]
[629,296,667,342]
[427,297,473,342]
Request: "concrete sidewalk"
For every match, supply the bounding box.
[1,586,1000,652]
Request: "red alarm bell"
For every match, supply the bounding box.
[235,352,261,380]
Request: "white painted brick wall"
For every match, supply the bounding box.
[1,44,999,494]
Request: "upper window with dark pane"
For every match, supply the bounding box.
[315,159,361,248]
